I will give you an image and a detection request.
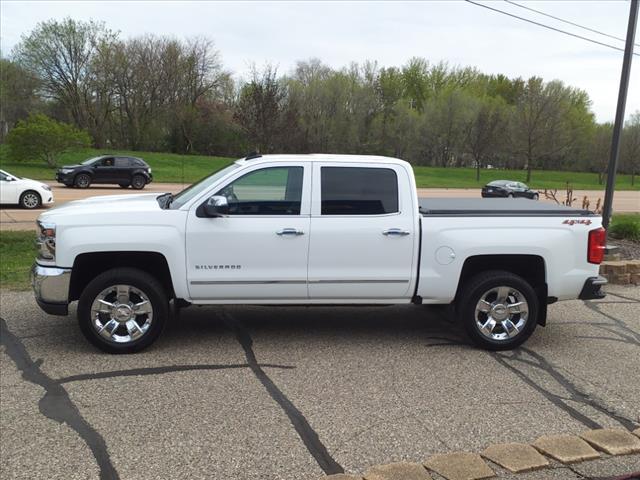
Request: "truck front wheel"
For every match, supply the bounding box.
[457,270,538,351]
[77,268,168,353]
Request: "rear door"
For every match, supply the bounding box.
[114,157,132,184]
[307,163,417,300]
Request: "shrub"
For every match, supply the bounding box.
[6,114,91,167]
[609,214,640,242]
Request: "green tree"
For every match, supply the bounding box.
[0,58,41,141]
[510,78,592,182]
[5,114,90,167]
[13,18,117,147]
[465,96,507,180]
[235,66,289,153]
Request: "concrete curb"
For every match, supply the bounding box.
[319,427,640,480]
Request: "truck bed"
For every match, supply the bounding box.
[419,198,594,217]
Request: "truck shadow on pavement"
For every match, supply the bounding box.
[164,303,468,350]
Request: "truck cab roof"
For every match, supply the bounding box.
[236,153,411,167]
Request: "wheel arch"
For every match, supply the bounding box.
[131,169,151,180]
[73,170,93,182]
[69,251,174,302]
[20,189,42,203]
[455,254,549,325]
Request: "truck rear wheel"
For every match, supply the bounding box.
[457,270,538,350]
[77,268,168,353]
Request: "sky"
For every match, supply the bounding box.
[1,0,638,123]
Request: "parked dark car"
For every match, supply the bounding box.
[481,180,539,200]
[56,155,153,189]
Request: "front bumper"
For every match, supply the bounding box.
[578,276,607,300]
[55,172,74,185]
[31,264,71,315]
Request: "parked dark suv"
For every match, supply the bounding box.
[56,155,153,189]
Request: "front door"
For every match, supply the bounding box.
[94,157,117,183]
[186,163,311,300]
[307,164,417,300]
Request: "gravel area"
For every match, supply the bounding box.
[608,237,640,260]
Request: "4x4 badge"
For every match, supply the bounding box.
[563,219,592,226]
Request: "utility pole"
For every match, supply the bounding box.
[602,0,638,232]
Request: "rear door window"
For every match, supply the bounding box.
[321,167,398,215]
[114,157,130,167]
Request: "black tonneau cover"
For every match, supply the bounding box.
[419,198,594,217]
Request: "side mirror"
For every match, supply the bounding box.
[203,195,229,217]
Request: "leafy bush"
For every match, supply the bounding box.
[610,214,640,242]
[6,114,91,167]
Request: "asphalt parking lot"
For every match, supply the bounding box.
[1,285,639,480]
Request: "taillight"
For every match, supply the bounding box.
[588,227,606,264]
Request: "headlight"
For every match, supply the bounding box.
[36,221,56,262]
[60,169,72,174]
[148,167,152,173]
[42,185,52,191]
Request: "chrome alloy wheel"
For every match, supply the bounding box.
[474,286,528,341]
[90,284,153,344]
[22,192,40,209]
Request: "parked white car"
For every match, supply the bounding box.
[31,154,607,354]
[0,169,54,209]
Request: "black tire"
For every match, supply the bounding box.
[131,175,146,190]
[19,190,42,209]
[456,270,538,351]
[119,183,130,189]
[74,173,91,189]
[77,268,169,354]
[532,193,539,200]
[507,193,514,198]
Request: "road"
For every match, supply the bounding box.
[1,286,639,479]
[1,182,638,231]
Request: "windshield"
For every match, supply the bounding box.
[81,156,103,165]
[169,163,240,209]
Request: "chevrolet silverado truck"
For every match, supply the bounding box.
[31,154,607,353]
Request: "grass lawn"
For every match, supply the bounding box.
[0,231,35,290]
[1,146,638,190]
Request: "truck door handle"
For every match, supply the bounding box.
[383,228,410,236]
[276,228,304,236]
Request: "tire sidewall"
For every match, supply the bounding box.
[20,190,41,209]
[459,271,538,351]
[75,173,91,188]
[77,268,168,354]
[131,175,145,189]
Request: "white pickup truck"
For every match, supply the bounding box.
[31,154,607,353]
